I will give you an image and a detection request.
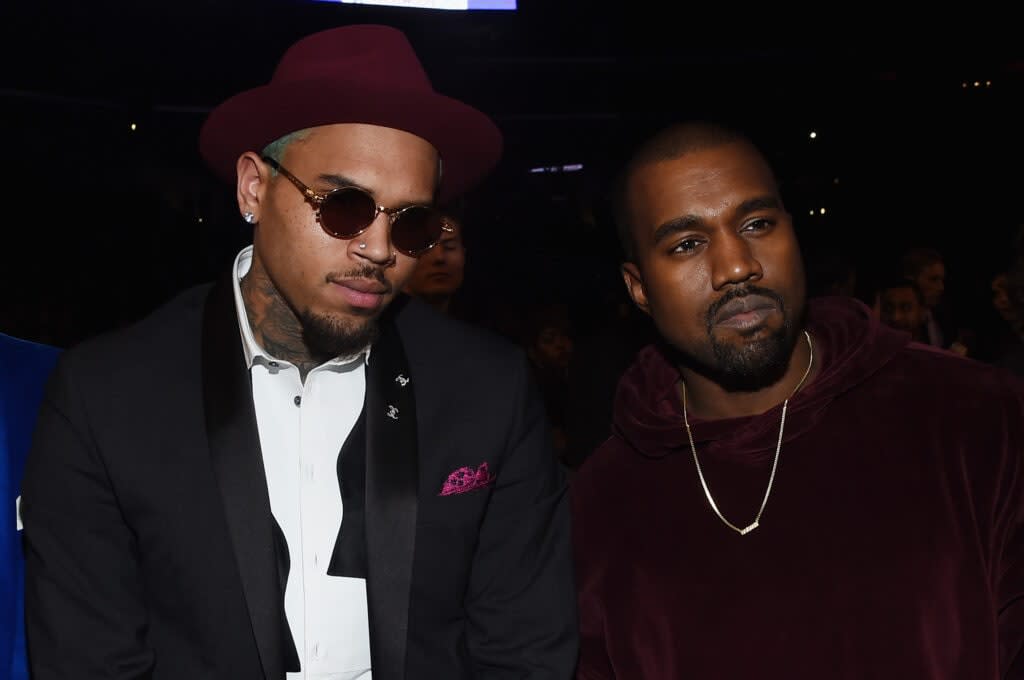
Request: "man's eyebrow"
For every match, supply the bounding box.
[315,173,432,209]
[316,173,363,190]
[652,215,702,245]
[735,195,782,216]
[649,195,783,245]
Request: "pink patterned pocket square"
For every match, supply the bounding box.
[439,462,496,496]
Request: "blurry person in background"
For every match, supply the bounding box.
[903,247,946,316]
[992,272,1017,331]
[403,211,466,316]
[901,246,968,355]
[993,228,1024,376]
[875,276,927,342]
[522,303,574,462]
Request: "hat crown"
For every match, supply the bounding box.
[199,23,501,201]
[272,24,433,91]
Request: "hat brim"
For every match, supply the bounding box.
[199,79,502,203]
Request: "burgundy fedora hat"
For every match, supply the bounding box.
[199,24,502,202]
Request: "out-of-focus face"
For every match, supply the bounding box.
[241,123,439,355]
[879,286,925,335]
[532,325,573,372]
[621,142,805,391]
[403,217,466,302]
[992,273,1014,322]
[914,262,945,309]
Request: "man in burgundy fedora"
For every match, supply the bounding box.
[22,24,577,679]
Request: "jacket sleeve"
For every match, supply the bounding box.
[464,354,579,678]
[21,354,155,679]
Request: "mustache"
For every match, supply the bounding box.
[705,285,785,328]
[329,265,391,287]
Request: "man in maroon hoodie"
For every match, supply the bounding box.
[572,121,1024,679]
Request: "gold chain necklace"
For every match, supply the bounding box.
[681,330,813,536]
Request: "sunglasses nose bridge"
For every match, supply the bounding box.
[369,204,402,237]
[351,214,396,263]
[378,204,405,226]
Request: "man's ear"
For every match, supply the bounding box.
[621,261,651,316]
[236,152,270,222]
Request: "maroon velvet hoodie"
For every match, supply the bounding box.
[572,296,1024,679]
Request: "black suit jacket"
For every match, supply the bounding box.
[22,279,577,679]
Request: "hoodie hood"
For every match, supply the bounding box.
[612,296,911,460]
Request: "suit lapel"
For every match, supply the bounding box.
[327,411,368,579]
[201,276,285,680]
[364,308,419,680]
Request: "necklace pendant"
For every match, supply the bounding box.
[684,330,812,540]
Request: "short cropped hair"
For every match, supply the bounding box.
[611,121,773,260]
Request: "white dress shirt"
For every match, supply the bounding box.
[232,246,372,680]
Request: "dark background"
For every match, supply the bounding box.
[2,1,1022,349]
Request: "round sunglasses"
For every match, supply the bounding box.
[261,155,447,257]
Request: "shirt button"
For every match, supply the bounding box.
[294,395,302,406]
[312,642,320,659]
[313,553,319,567]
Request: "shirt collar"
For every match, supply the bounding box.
[231,245,371,371]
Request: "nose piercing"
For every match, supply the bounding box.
[358,242,367,250]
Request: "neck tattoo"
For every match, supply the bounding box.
[240,274,322,381]
[681,330,814,536]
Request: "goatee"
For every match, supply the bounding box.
[680,285,803,392]
[300,309,379,360]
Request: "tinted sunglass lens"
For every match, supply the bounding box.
[392,207,444,256]
[320,188,377,238]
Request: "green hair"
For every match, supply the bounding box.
[261,129,313,173]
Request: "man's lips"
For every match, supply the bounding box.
[336,277,389,294]
[712,295,779,329]
[330,277,391,309]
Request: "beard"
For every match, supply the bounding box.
[674,286,803,393]
[300,307,380,360]
[300,264,391,359]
